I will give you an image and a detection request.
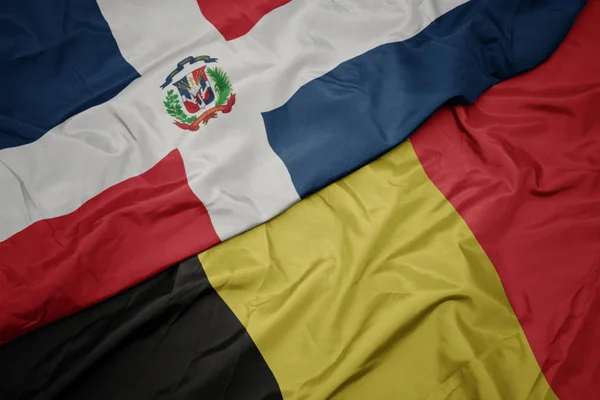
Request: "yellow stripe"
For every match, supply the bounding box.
[200,141,556,400]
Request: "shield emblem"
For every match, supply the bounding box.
[173,66,215,113]
[161,55,235,131]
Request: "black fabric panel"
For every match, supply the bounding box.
[0,257,282,400]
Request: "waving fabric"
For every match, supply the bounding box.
[0,0,585,344]
[0,2,598,398]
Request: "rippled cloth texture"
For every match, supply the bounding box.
[0,257,282,400]
[411,2,600,397]
[0,0,585,344]
[200,141,555,400]
[0,1,597,399]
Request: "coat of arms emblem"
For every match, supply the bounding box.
[160,55,235,131]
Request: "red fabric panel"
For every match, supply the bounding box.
[411,2,600,399]
[0,150,220,344]
[196,0,291,41]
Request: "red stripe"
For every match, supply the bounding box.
[196,0,291,41]
[411,3,600,399]
[0,150,220,344]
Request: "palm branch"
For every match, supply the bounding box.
[206,67,233,106]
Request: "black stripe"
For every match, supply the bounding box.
[0,257,282,400]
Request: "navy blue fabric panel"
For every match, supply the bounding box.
[0,0,139,149]
[263,0,585,198]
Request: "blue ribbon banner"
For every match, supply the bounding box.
[160,56,218,89]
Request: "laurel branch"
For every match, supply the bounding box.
[163,90,197,124]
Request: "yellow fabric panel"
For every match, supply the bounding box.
[199,141,556,400]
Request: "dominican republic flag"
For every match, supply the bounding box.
[0,2,595,397]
